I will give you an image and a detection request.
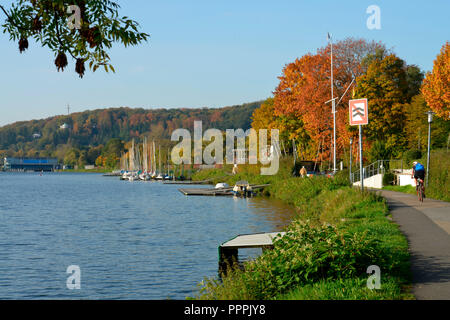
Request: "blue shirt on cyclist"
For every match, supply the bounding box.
[412,161,426,181]
[413,162,425,172]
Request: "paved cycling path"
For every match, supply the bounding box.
[380,190,450,300]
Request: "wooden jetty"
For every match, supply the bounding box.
[163,180,212,185]
[178,184,270,196]
[218,232,286,270]
[179,187,234,196]
[103,172,122,177]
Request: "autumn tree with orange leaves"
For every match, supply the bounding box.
[271,38,385,162]
[421,42,450,119]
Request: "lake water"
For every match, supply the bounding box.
[0,172,295,299]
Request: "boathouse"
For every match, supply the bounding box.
[3,157,59,172]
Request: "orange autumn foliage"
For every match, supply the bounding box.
[421,42,450,119]
[273,38,384,161]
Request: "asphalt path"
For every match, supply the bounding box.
[380,190,450,300]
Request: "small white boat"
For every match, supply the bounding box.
[215,183,229,189]
[139,172,151,181]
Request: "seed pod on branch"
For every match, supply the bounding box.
[19,38,28,53]
[55,52,68,72]
[75,58,86,78]
[79,25,99,48]
[88,26,100,48]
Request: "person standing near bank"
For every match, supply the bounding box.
[300,166,307,178]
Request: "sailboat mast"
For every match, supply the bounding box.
[153,140,156,173]
[143,137,148,172]
[167,148,170,175]
[158,144,161,174]
[130,140,135,171]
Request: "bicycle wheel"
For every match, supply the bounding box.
[418,182,424,202]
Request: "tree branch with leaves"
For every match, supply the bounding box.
[1,0,149,77]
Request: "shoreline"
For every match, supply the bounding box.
[191,162,414,300]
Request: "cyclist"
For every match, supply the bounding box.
[412,161,426,195]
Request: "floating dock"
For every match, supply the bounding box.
[178,184,270,196]
[218,232,286,270]
[178,188,234,196]
[163,180,212,185]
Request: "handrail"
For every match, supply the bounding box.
[351,159,405,183]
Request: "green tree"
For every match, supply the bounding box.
[405,65,425,102]
[403,94,450,151]
[403,94,430,151]
[368,140,391,163]
[101,138,124,169]
[64,147,80,166]
[86,145,103,164]
[78,149,87,167]
[354,54,409,155]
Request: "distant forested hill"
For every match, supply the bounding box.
[0,101,262,162]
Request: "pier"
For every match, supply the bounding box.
[218,232,286,271]
[178,184,270,196]
[163,180,212,185]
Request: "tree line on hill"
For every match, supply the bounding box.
[0,102,261,168]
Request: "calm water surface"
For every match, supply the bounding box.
[0,172,295,299]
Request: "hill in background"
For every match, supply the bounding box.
[0,101,262,165]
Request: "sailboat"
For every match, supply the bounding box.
[151,140,157,179]
[156,144,164,180]
[139,137,151,181]
[128,139,139,181]
[120,151,129,180]
[164,147,173,180]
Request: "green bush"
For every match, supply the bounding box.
[403,149,422,167]
[191,161,412,300]
[198,222,381,300]
[194,186,411,300]
[334,169,351,186]
[420,149,450,201]
[383,171,396,186]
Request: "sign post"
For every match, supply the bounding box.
[349,99,369,191]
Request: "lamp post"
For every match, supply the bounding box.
[425,110,435,187]
[349,138,353,183]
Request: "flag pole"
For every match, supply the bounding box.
[328,33,336,173]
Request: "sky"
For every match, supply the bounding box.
[0,0,449,126]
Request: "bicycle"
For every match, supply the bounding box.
[416,178,425,202]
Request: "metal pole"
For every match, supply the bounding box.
[425,111,434,187]
[349,139,352,183]
[331,36,336,173]
[359,125,364,191]
[426,120,431,187]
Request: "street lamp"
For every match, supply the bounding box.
[349,138,353,183]
[425,110,435,187]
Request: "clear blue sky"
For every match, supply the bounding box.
[0,0,449,126]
